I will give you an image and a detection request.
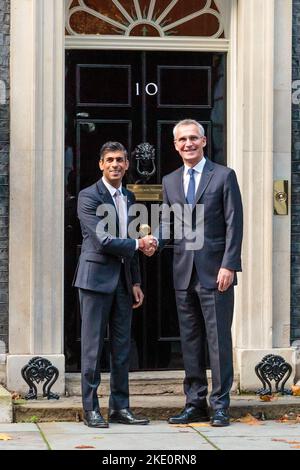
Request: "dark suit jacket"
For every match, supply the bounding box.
[73,179,141,294]
[159,159,243,290]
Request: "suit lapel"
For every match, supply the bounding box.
[176,167,186,205]
[194,159,214,208]
[96,179,120,231]
[96,179,115,205]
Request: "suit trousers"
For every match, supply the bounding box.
[175,268,234,410]
[79,267,132,411]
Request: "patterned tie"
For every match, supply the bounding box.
[186,169,196,206]
[114,189,127,238]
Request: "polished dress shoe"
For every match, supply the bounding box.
[168,405,210,424]
[83,410,109,428]
[211,409,230,427]
[109,408,150,425]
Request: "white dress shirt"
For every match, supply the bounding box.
[102,177,139,249]
[183,157,206,197]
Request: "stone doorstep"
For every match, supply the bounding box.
[13,395,300,423]
[0,384,12,423]
[65,372,239,397]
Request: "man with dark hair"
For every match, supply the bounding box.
[74,141,154,428]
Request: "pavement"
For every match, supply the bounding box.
[3,374,300,453]
[0,418,300,452]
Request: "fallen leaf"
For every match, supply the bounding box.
[0,434,12,441]
[188,423,211,428]
[75,445,95,449]
[272,439,300,445]
[235,414,262,425]
[11,392,22,400]
[276,415,296,423]
[277,413,297,423]
[259,395,274,402]
[292,385,300,397]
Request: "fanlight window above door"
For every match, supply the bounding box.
[66,0,225,38]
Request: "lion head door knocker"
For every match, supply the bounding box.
[133,143,156,183]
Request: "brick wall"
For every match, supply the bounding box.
[0,0,9,352]
[292,0,300,342]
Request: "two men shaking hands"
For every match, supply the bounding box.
[74,119,243,429]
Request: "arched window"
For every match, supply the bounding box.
[66,0,225,38]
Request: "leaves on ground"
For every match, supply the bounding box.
[272,439,300,444]
[0,434,12,441]
[170,423,211,428]
[188,422,211,428]
[272,438,300,450]
[75,444,96,449]
[235,414,263,425]
[259,395,275,402]
[292,385,300,397]
[277,413,300,424]
[11,392,23,401]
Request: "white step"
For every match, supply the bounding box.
[66,371,239,397]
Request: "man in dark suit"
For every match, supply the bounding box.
[74,142,154,428]
[152,119,243,427]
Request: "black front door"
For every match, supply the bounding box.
[65,50,226,372]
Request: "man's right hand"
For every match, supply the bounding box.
[138,236,157,257]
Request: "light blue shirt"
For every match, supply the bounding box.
[183,157,206,197]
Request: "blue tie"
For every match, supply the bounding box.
[186,169,195,206]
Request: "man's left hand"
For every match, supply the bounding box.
[132,285,144,309]
[217,268,234,292]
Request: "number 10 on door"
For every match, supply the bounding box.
[136,83,158,96]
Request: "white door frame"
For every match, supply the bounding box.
[7,0,295,393]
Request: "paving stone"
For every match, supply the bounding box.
[39,422,213,451]
[0,431,47,450]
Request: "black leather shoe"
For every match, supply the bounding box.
[168,405,210,424]
[211,409,230,427]
[83,410,109,428]
[109,408,150,425]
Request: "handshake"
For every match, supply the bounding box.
[138,235,158,257]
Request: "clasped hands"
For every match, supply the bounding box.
[138,235,158,257]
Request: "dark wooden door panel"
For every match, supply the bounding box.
[65,49,226,372]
